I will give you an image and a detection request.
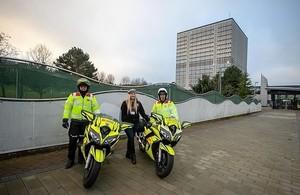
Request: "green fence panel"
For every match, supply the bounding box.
[0,57,260,105]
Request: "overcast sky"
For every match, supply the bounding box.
[1,0,299,86]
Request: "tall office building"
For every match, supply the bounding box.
[176,18,248,89]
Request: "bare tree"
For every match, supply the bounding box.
[95,71,106,82]
[140,78,148,85]
[121,76,131,85]
[0,32,19,57]
[27,44,53,65]
[131,78,148,85]
[105,74,115,84]
[131,78,141,85]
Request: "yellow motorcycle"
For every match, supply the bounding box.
[80,110,132,188]
[137,112,191,178]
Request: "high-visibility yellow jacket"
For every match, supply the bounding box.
[63,92,100,121]
[151,100,179,120]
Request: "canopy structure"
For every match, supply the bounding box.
[265,86,300,109]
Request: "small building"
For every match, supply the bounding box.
[260,74,300,110]
[265,86,300,110]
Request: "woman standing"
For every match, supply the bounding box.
[121,89,149,164]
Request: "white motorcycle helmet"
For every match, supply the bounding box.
[157,88,168,101]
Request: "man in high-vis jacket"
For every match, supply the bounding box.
[151,88,179,120]
[62,78,100,169]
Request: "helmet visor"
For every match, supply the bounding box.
[158,92,167,96]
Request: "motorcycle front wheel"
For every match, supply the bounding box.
[155,150,174,178]
[83,157,102,188]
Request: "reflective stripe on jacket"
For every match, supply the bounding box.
[63,92,100,120]
[151,100,179,120]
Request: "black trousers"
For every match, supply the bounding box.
[67,120,89,161]
[125,122,139,157]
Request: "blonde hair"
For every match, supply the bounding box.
[126,94,138,114]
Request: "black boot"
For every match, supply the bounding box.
[126,140,133,159]
[65,160,74,169]
[131,154,136,165]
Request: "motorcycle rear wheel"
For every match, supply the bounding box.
[83,157,102,188]
[155,150,174,178]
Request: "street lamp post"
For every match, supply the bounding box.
[213,63,222,94]
[216,61,229,94]
[219,61,230,94]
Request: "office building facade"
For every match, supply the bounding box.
[176,18,248,89]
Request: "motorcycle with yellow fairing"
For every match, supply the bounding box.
[137,112,191,178]
[80,110,132,188]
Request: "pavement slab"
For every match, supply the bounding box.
[0,108,300,195]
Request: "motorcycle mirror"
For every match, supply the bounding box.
[146,122,152,128]
[181,121,191,129]
[81,110,95,121]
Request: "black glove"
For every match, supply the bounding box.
[146,115,150,122]
[146,121,152,128]
[62,119,69,129]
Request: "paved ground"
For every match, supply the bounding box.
[1,108,300,195]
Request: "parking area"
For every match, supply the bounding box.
[1,108,300,194]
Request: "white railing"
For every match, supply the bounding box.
[0,92,261,154]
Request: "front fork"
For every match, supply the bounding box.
[84,146,107,169]
[85,153,92,169]
[157,142,162,163]
[137,132,145,147]
[157,142,175,162]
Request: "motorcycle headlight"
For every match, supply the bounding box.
[104,136,118,145]
[174,131,182,142]
[89,129,100,144]
[160,128,171,141]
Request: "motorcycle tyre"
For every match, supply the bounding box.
[155,150,174,178]
[83,157,102,188]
